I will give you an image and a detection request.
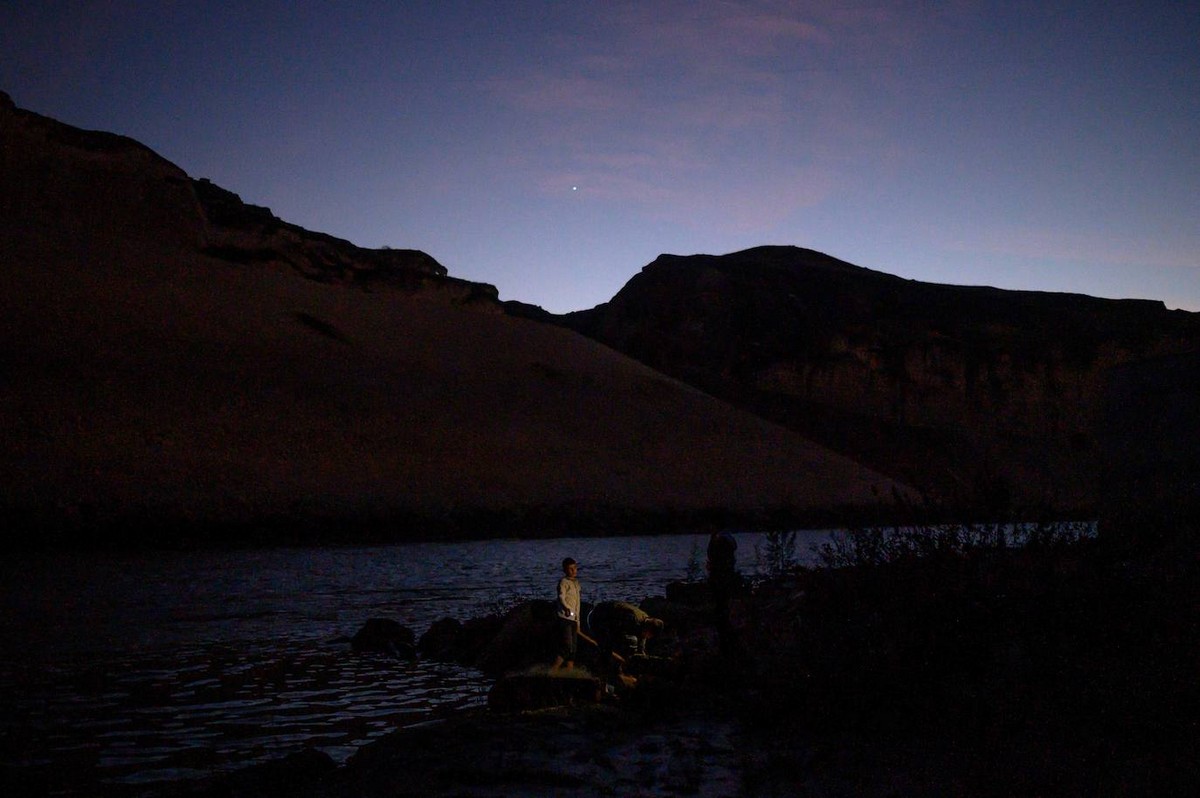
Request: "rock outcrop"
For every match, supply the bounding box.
[192,177,496,304]
[564,246,1200,517]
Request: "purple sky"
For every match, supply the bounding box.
[3,2,1197,313]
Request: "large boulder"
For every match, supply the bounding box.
[475,600,561,675]
[418,613,508,668]
[351,618,417,659]
[418,617,465,662]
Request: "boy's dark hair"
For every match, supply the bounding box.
[562,557,577,569]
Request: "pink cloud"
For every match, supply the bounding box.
[484,2,961,220]
[487,73,633,114]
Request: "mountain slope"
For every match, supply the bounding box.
[565,246,1200,516]
[0,93,904,546]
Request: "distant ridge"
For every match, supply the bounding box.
[564,245,1200,517]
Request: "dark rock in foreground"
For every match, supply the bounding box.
[487,668,603,713]
[293,705,746,798]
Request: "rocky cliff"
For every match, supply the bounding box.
[565,246,1200,517]
[0,94,904,547]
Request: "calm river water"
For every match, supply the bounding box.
[0,530,830,791]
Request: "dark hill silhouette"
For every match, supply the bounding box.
[564,246,1200,518]
[0,92,903,547]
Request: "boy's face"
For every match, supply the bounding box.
[565,562,578,578]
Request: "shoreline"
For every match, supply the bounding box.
[6,521,1196,797]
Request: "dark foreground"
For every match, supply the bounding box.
[14,521,1200,798]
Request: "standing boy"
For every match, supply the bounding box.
[552,557,580,671]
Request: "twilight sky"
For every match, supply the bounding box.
[3,1,1197,313]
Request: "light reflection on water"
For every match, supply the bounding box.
[0,531,826,790]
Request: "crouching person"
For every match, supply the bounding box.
[586,601,664,661]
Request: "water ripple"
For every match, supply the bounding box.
[0,530,811,793]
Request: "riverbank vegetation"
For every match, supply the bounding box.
[731,511,1199,795]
